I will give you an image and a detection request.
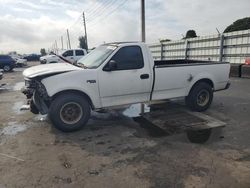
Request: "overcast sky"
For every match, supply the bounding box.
[0,0,249,54]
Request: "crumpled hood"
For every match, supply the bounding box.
[23,63,81,78]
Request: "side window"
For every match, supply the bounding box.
[111,46,144,70]
[62,50,73,57]
[75,50,85,56]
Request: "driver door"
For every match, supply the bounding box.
[98,46,152,107]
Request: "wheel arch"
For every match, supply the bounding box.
[188,78,214,95]
[51,89,95,109]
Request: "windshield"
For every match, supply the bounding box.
[77,45,117,69]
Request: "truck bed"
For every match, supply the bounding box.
[151,59,230,101]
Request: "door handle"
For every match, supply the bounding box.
[140,74,149,79]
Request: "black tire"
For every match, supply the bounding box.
[3,65,11,72]
[186,82,213,112]
[49,93,90,132]
[187,129,211,144]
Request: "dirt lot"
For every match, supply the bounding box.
[0,63,250,188]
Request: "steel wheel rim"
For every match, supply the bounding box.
[60,102,83,125]
[197,89,209,106]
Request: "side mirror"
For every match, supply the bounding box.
[104,60,117,71]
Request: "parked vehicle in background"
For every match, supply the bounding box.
[40,49,87,64]
[12,57,28,67]
[23,54,41,61]
[22,42,230,132]
[0,55,16,72]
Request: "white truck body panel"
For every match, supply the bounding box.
[153,63,230,100]
[97,44,154,107]
[41,69,102,108]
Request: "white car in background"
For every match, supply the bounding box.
[40,49,87,64]
[10,55,28,67]
[13,57,28,67]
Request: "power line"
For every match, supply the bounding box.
[85,0,116,21]
[88,0,128,28]
[68,0,111,30]
[50,0,129,50]
[88,0,128,30]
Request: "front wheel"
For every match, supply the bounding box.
[186,82,213,112]
[49,93,90,132]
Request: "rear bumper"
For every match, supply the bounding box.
[214,81,230,92]
[225,82,231,90]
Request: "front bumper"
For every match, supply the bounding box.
[214,81,231,92]
[22,79,50,114]
[32,91,49,114]
[40,59,47,64]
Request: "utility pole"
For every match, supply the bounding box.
[82,12,88,50]
[61,36,64,50]
[216,28,221,34]
[140,0,145,114]
[66,35,69,49]
[67,29,71,49]
[55,40,58,54]
[52,43,55,53]
[141,0,145,42]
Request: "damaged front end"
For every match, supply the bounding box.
[22,78,50,115]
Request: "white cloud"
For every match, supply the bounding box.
[65,10,81,19]
[0,15,68,53]
[11,7,33,12]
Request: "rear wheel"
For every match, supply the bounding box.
[49,93,90,132]
[186,82,213,112]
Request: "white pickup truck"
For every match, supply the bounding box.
[40,49,87,64]
[22,42,230,132]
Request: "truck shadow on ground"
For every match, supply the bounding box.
[49,101,225,158]
[46,105,227,188]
